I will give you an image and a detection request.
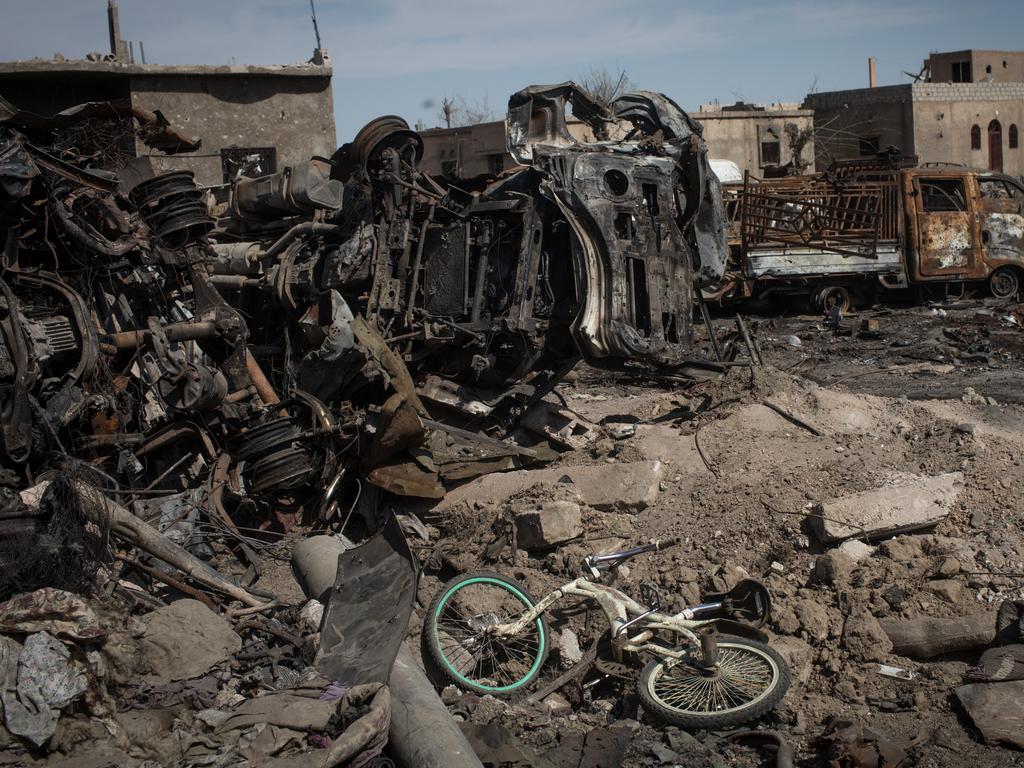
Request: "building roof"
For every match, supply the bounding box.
[0,57,332,78]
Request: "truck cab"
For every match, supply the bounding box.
[904,168,1024,299]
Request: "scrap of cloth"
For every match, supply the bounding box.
[0,588,106,641]
[0,631,87,747]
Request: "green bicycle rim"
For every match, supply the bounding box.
[433,576,546,693]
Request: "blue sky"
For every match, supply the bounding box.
[1,0,1022,141]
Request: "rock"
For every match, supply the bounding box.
[962,387,987,406]
[771,635,814,685]
[810,550,854,586]
[515,501,583,550]
[542,693,573,718]
[843,611,893,662]
[795,598,831,643]
[878,535,928,562]
[838,539,876,563]
[665,727,701,753]
[650,743,681,764]
[809,472,963,543]
[435,461,665,513]
[559,629,583,667]
[931,556,960,577]
[922,579,963,603]
[955,682,1024,749]
[954,422,976,435]
[123,599,241,685]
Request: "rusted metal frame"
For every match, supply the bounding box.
[696,290,723,362]
[404,203,435,328]
[511,205,542,331]
[742,186,885,257]
[735,315,763,366]
[469,221,492,325]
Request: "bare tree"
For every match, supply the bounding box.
[437,95,496,128]
[784,122,814,175]
[578,67,636,106]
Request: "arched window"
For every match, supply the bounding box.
[971,124,981,150]
[988,120,1003,172]
[1011,124,1020,150]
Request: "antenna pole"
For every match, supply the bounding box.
[310,0,323,51]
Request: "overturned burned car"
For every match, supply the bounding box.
[0,83,726,601]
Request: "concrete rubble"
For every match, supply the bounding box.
[0,74,1023,768]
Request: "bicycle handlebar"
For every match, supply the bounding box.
[584,536,682,576]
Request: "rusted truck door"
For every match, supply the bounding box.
[910,175,980,278]
[977,177,1024,262]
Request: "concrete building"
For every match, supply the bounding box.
[0,57,336,188]
[924,50,1024,84]
[693,102,815,177]
[0,3,335,188]
[805,50,1024,177]
[805,81,1024,177]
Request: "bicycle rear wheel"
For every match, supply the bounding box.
[423,571,549,696]
[638,635,789,729]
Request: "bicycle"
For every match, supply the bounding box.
[422,538,790,729]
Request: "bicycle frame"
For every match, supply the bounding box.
[491,576,721,666]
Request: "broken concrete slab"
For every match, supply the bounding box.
[515,501,583,550]
[880,611,996,659]
[435,461,664,513]
[631,425,706,469]
[519,401,601,450]
[809,471,963,543]
[955,681,1024,749]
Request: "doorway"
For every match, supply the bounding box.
[988,120,1003,172]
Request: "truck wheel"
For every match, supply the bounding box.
[989,267,1020,300]
[813,285,851,314]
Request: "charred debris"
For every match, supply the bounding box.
[0,83,730,581]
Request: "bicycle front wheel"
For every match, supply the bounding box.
[424,571,549,697]
[638,635,789,729]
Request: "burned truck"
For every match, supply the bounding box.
[714,152,1024,311]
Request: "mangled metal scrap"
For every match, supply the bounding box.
[0,81,728,608]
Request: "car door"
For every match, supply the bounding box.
[978,177,1024,267]
[912,175,980,278]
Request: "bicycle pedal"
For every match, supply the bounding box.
[595,659,633,678]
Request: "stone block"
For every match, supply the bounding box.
[810,472,963,543]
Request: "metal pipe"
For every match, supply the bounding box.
[291,536,484,768]
[262,222,341,262]
[107,321,218,350]
[245,350,280,405]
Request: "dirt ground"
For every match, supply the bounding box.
[413,297,1024,768]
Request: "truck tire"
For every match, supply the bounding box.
[812,285,851,314]
[989,267,1020,300]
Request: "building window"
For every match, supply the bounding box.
[951,60,972,83]
[759,128,780,167]
[1011,124,1020,150]
[989,120,1003,173]
[970,125,981,150]
[440,159,457,176]
[985,64,992,74]
[221,147,276,183]
[488,154,504,175]
[859,136,880,156]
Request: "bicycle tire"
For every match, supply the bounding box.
[423,571,549,697]
[638,634,790,729]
